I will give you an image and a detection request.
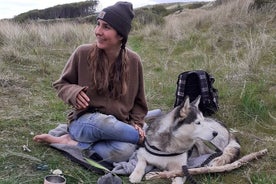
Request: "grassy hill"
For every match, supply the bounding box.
[0,0,275,183]
[12,1,98,22]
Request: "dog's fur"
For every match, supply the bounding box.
[129,97,240,184]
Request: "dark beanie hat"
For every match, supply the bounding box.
[97,2,134,45]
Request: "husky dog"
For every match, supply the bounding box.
[129,96,240,184]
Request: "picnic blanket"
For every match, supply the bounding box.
[46,109,216,183]
[48,123,214,173]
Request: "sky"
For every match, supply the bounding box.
[0,0,212,19]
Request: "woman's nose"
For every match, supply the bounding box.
[94,26,102,35]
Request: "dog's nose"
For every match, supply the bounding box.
[212,131,218,137]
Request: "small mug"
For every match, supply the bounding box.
[44,175,66,184]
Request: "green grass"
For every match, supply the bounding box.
[1,0,276,183]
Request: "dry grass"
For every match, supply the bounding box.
[0,0,275,183]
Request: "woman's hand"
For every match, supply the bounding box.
[76,90,90,110]
[134,124,145,144]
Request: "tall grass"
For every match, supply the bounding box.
[0,21,94,50]
[0,0,275,183]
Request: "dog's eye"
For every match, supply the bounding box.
[195,121,201,125]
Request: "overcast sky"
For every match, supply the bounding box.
[0,0,213,19]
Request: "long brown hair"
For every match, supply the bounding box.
[88,44,129,99]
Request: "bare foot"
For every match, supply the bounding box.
[33,134,77,146]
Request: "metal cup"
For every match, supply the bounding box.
[44,175,66,184]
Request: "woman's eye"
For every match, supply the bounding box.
[104,25,110,29]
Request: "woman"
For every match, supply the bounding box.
[33,1,148,163]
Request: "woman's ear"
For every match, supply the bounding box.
[119,35,123,41]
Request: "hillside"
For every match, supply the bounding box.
[0,0,275,183]
[13,0,98,22]
[11,1,208,24]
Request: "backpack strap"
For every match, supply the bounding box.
[207,73,219,109]
[197,70,219,113]
[195,70,210,101]
[174,71,189,107]
[182,165,199,184]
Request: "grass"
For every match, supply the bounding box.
[0,0,276,183]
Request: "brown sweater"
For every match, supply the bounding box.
[53,44,148,127]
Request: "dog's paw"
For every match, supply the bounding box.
[208,155,228,166]
[144,171,160,180]
[171,176,185,184]
[129,172,143,183]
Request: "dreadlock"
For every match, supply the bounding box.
[88,44,128,99]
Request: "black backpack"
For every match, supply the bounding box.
[174,70,219,116]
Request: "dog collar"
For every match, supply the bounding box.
[144,139,184,157]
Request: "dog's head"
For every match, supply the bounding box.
[146,96,218,153]
[173,96,218,141]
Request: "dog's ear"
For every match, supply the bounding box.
[191,95,201,108]
[184,96,190,109]
[180,96,190,117]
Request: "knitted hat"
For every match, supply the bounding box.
[97,2,134,46]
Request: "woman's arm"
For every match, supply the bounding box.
[128,55,148,128]
[53,47,87,108]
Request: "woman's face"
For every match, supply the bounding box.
[94,19,123,51]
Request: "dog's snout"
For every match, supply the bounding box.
[213,131,218,137]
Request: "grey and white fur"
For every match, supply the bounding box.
[129,96,240,184]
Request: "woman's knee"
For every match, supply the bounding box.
[93,141,137,162]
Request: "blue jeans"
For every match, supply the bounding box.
[68,112,139,163]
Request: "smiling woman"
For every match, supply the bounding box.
[33,1,148,165]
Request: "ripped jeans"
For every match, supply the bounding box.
[68,112,139,163]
